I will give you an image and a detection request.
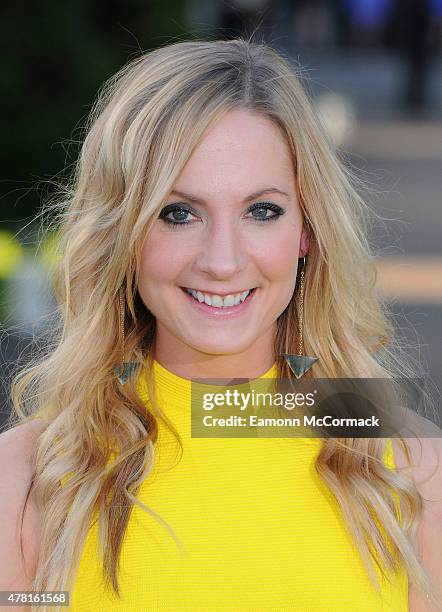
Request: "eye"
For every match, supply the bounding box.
[246,202,286,222]
[158,201,286,227]
[158,204,198,227]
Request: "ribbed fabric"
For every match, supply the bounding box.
[69,360,409,611]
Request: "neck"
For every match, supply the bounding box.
[152,328,276,380]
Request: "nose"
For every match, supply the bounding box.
[195,219,248,280]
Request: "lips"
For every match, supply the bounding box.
[182,286,254,308]
[180,286,257,316]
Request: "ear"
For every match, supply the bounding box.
[299,224,310,258]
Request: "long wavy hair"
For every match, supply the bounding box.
[8,38,440,610]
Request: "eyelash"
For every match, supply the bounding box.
[158,202,286,227]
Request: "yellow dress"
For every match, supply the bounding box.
[64,359,408,611]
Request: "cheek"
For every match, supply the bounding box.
[139,233,190,285]
[255,230,300,283]
[137,237,169,304]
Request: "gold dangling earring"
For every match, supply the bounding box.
[282,256,319,379]
[113,290,140,385]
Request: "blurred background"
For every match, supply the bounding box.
[1,0,441,426]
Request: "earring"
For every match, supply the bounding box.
[113,290,140,385]
[282,256,319,379]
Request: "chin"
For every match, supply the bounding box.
[185,336,255,357]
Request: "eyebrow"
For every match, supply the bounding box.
[169,187,290,204]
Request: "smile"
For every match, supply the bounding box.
[183,287,255,308]
[179,286,257,316]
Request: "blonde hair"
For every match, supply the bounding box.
[7,38,440,610]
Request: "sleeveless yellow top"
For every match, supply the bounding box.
[68,360,408,611]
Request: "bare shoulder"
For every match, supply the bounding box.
[0,420,47,591]
[391,424,442,611]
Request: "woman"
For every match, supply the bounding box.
[1,39,441,611]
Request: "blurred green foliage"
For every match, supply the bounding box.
[0,231,24,280]
[0,230,24,321]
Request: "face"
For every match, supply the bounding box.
[137,109,309,368]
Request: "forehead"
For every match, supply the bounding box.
[174,109,295,193]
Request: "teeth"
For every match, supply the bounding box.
[185,288,253,308]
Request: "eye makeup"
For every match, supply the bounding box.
[158,202,286,227]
